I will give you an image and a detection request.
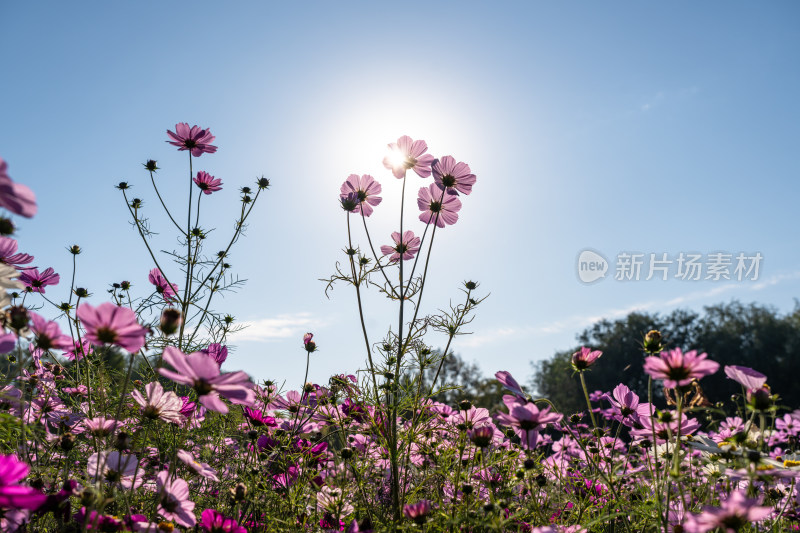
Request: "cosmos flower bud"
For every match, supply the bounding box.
[143,160,159,172]
[747,385,773,411]
[73,287,90,298]
[59,433,76,452]
[340,447,354,460]
[68,244,82,255]
[5,305,29,332]
[0,217,15,236]
[114,431,132,450]
[116,182,129,190]
[458,399,473,411]
[643,330,663,354]
[468,425,494,448]
[230,482,247,502]
[340,192,360,212]
[464,280,478,290]
[159,308,183,336]
[256,176,270,189]
[303,333,316,353]
[571,347,602,371]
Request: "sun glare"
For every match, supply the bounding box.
[385,147,407,170]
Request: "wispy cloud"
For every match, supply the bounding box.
[228,312,320,342]
[639,86,698,113]
[464,271,800,348]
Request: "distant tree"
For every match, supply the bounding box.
[530,301,800,415]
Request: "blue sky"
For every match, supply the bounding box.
[2,2,799,390]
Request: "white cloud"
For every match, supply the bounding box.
[466,271,800,348]
[228,312,320,342]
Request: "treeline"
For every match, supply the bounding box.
[530,300,800,414]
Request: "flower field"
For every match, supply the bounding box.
[0,127,798,533]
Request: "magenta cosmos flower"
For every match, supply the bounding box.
[0,454,47,510]
[683,490,772,533]
[432,156,477,196]
[193,171,223,195]
[159,346,254,414]
[724,365,767,390]
[0,158,37,218]
[380,230,421,262]
[571,346,602,371]
[166,123,217,156]
[77,302,148,353]
[643,348,719,389]
[383,135,435,179]
[340,174,382,217]
[18,267,59,293]
[156,471,196,528]
[148,268,178,302]
[0,237,33,269]
[417,183,461,228]
[200,509,246,533]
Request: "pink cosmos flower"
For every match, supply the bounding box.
[148,268,178,302]
[131,382,184,424]
[604,384,640,421]
[383,136,436,179]
[166,123,217,157]
[0,237,33,269]
[340,174,382,217]
[29,312,72,352]
[643,348,719,389]
[432,156,476,196]
[683,490,772,533]
[64,339,92,361]
[495,397,563,450]
[303,333,313,345]
[159,346,254,414]
[0,454,46,510]
[87,451,143,489]
[200,509,246,533]
[417,183,461,228]
[18,267,59,293]
[0,158,37,218]
[83,416,119,438]
[630,411,700,443]
[200,343,228,367]
[403,500,433,525]
[177,449,219,482]
[724,365,767,390]
[77,302,148,353]
[380,231,420,262]
[571,346,602,371]
[156,471,196,528]
[193,171,223,195]
[495,370,528,401]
